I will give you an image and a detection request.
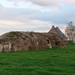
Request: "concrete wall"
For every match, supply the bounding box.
[0,42,12,52]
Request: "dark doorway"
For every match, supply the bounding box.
[47,40,49,44]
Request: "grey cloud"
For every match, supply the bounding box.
[31,5,75,26]
[1,2,75,30]
[7,0,59,6]
[7,0,75,6]
[0,7,41,21]
[26,0,59,6]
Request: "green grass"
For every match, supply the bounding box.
[0,42,75,75]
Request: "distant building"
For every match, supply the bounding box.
[48,26,67,40]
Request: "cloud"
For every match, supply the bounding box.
[0,19,52,35]
[1,0,75,35]
[26,0,59,6]
[7,0,75,6]
[7,0,59,6]
[0,3,73,31]
[0,3,6,15]
[0,20,25,32]
[0,20,23,25]
[0,19,51,31]
[0,3,3,8]
[63,0,75,4]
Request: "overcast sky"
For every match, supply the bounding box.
[0,0,75,35]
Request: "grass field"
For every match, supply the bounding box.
[0,42,75,75]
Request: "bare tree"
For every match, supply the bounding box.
[65,21,74,41]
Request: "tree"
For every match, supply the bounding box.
[65,21,74,41]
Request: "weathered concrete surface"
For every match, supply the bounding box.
[0,31,68,52]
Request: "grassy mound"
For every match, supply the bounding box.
[0,42,75,75]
